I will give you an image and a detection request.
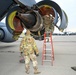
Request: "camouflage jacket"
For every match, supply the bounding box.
[43,15,54,32]
[20,35,39,56]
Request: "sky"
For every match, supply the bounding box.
[1,0,76,33]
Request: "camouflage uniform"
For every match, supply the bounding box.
[43,15,54,33]
[20,32,40,74]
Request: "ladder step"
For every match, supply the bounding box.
[43,54,52,56]
[45,37,50,38]
[44,49,52,50]
[43,60,52,62]
[44,43,51,45]
[44,42,51,44]
[45,32,51,33]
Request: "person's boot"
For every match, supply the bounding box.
[71,67,76,71]
[34,67,41,74]
[25,67,30,74]
[25,69,30,74]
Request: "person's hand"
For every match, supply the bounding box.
[36,53,39,56]
[20,52,23,56]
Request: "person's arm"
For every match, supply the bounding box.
[32,38,39,56]
[20,37,25,53]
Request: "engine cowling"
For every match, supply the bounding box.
[0,22,16,42]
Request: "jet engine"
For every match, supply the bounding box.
[0,0,68,40]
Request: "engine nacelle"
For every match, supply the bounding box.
[0,22,16,42]
[5,0,68,40]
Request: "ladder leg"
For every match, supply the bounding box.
[50,33,54,60]
[42,32,54,66]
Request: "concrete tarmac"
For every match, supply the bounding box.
[0,35,76,75]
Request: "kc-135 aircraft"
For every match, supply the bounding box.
[0,0,68,42]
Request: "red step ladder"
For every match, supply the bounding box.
[42,32,54,66]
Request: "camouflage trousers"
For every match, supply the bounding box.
[24,53,38,71]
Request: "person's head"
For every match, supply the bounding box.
[45,14,50,17]
[26,30,31,35]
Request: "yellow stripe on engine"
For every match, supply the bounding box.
[8,11,17,30]
[39,5,52,8]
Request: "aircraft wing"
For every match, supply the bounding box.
[0,0,16,21]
